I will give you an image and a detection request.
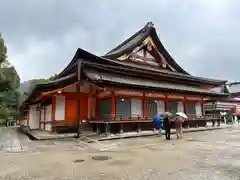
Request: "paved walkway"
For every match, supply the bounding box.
[80,124,232,143]
[27,129,76,140]
[0,124,233,153]
[0,126,240,179]
[0,127,28,152]
[24,123,232,141]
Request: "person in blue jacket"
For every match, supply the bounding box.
[153,113,163,136]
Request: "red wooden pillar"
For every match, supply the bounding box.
[111,92,116,119]
[89,95,93,120]
[143,93,147,118]
[184,97,187,114]
[95,98,99,119]
[165,95,168,112]
[44,106,46,130]
[89,85,93,120]
[201,97,205,116]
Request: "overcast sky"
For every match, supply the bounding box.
[0,0,239,82]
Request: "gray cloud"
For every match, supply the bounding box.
[0,0,240,81]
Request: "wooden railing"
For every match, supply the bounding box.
[90,114,221,122]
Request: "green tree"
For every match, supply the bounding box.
[0,33,9,92]
[0,33,21,126]
[0,33,7,64]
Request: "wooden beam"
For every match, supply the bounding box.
[41,82,78,97]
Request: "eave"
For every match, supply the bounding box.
[84,68,229,97]
[104,22,189,75]
[63,48,227,86]
[20,73,77,110]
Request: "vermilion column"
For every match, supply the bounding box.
[111,92,116,119]
[89,95,93,120]
[201,102,205,116]
[95,98,99,119]
[143,93,147,118]
[184,97,187,114]
[165,96,168,112]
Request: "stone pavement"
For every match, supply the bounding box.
[0,124,233,153]
[80,123,232,143]
[26,129,76,140]
[0,126,240,179]
[24,123,231,141]
[0,127,27,152]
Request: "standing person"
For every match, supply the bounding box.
[153,113,162,136]
[163,113,172,140]
[174,115,185,139]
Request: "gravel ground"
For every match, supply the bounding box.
[0,127,239,179]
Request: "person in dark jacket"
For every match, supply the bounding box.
[163,116,171,140]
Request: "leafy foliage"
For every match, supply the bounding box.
[0,33,7,64]
[0,33,21,125]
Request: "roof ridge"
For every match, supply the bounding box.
[105,22,153,55]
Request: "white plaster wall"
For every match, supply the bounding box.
[55,96,65,121]
[40,108,44,121]
[196,103,202,116]
[45,105,52,131]
[157,100,165,113]
[45,105,52,121]
[29,104,40,129]
[177,102,184,112]
[40,108,45,130]
[131,99,143,116]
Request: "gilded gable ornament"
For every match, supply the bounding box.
[147,43,152,51]
[117,54,129,60]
